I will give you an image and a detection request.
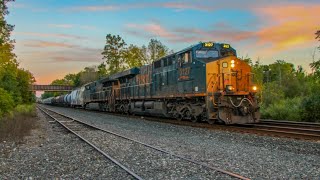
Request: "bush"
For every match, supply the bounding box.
[15,104,36,117]
[300,94,320,122]
[261,97,302,121]
[0,104,37,142]
[0,88,15,118]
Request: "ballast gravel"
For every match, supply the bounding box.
[0,109,133,179]
[45,105,320,179]
[79,130,232,179]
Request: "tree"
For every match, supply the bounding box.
[124,44,144,68]
[0,0,15,45]
[0,87,14,117]
[16,69,35,104]
[147,39,169,63]
[97,62,107,78]
[102,34,127,74]
[0,0,35,108]
[79,66,98,85]
[310,30,320,78]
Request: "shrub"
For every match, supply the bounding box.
[0,88,15,118]
[300,94,320,122]
[0,104,37,142]
[15,104,36,117]
[261,97,302,121]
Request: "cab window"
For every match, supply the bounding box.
[183,51,192,64]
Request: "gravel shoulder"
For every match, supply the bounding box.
[0,109,133,179]
[45,105,320,179]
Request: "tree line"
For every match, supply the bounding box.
[41,35,171,98]
[0,0,35,118]
[246,30,320,122]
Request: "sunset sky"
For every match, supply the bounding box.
[6,0,320,84]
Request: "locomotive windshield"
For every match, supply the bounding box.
[195,50,219,58]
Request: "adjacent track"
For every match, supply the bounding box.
[59,105,320,141]
[38,105,143,180]
[246,120,320,140]
[38,105,250,180]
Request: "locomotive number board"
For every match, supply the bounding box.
[203,42,214,47]
[223,44,230,48]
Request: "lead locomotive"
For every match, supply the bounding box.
[45,42,260,124]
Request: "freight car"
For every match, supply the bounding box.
[43,42,260,124]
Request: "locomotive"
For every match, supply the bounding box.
[43,42,260,124]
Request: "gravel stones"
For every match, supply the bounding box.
[45,105,320,179]
[0,109,133,179]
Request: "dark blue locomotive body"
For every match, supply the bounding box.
[45,42,260,124]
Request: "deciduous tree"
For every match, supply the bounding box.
[124,44,144,68]
[102,34,127,74]
[147,39,169,63]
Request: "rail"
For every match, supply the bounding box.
[37,106,143,180]
[38,105,250,180]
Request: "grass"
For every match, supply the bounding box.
[0,104,38,142]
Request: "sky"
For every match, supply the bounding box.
[6,0,320,84]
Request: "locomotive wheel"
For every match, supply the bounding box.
[207,119,216,125]
[190,116,198,123]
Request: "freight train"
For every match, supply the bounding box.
[42,42,260,124]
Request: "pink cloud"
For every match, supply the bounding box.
[126,23,176,39]
[23,40,77,48]
[125,3,320,56]
[47,24,98,31]
[68,2,213,12]
[13,31,85,40]
[48,24,74,28]
[125,22,253,43]
[69,5,119,11]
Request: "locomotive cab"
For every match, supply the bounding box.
[196,43,260,124]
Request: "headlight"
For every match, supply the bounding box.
[226,85,234,91]
[252,86,257,91]
[231,60,235,68]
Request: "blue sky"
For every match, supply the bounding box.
[6,0,320,83]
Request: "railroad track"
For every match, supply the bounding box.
[245,120,320,140]
[260,119,320,130]
[50,104,320,141]
[37,105,142,180]
[37,105,249,180]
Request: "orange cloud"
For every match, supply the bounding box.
[254,5,320,52]
[125,4,319,57]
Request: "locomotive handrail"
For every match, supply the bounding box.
[229,97,253,108]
